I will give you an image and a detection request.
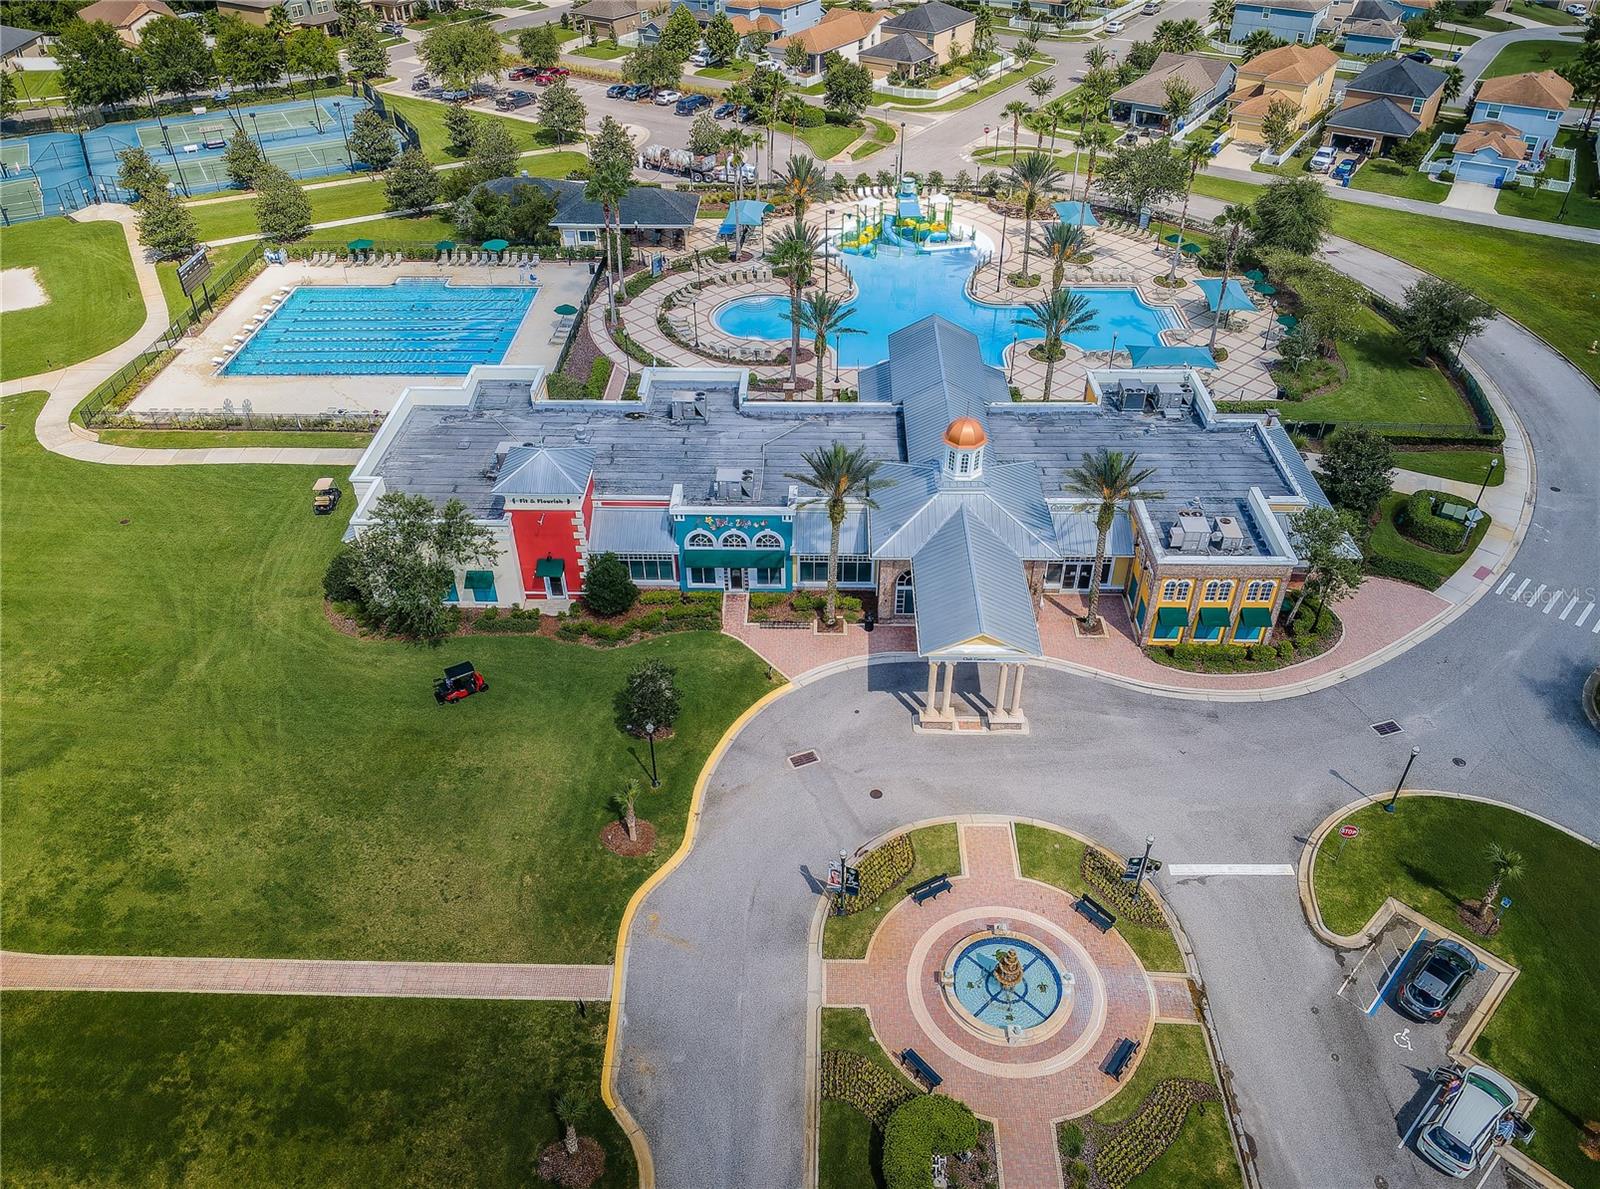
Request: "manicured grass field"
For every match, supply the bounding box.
[1481,37,1579,78]
[1367,490,1491,587]
[884,58,1051,111]
[696,62,754,81]
[379,92,549,161]
[0,392,773,963]
[154,240,261,319]
[1083,1024,1240,1189]
[1391,448,1505,486]
[1348,157,1448,204]
[8,67,63,101]
[306,211,458,243]
[188,176,395,242]
[792,121,862,161]
[1506,0,1584,24]
[0,218,145,382]
[1,992,632,1186]
[818,1006,918,1189]
[1013,822,1186,972]
[823,823,961,959]
[1313,798,1600,1188]
[574,42,629,60]
[1447,11,1517,29]
[1191,174,1600,388]
[849,117,897,162]
[95,428,376,449]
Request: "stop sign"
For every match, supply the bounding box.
[1339,824,1360,839]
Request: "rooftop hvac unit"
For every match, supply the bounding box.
[1214,516,1247,554]
[715,466,756,502]
[1177,511,1210,551]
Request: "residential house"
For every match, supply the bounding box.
[667,0,821,42]
[1447,121,1529,186]
[218,0,339,28]
[74,0,174,45]
[766,8,884,74]
[1338,0,1404,54]
[1325,55,1446,154]
[483,175,701,249]
[1108,52,1236,130]
[1228,42,1340,144]
[1392,0,1434,20]
[0,24,47,62]
[1467,70,1573,161]
[1228,0,1333,45]
[858,0,976,78]
[570,0,654,42]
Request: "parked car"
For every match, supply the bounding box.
[1105,18,1126,32]
[469,82,496,99]
[496,89,534,110]
[736,104,757,123]
[622,84,649,101]
[1331,157,1356,182]
[1408,49,1434,64]
[606,83,629,98]
[676,93,711,115]
[508,66,534,81]
[532,70,557,85]
[440,88,470,102]
[1416,1066,1519,1178]
[1564,2,1587,13]
[1309,145,1336,172]
[545,66,570,78]
[1397,939,1476,1021]
[378,21,404,35]
[411,74,432,92]
[1140,1,1161,12]
[714,101,737,119]
[654,89,682,105]
[688,52,709,66]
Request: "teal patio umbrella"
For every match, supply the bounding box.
[553,304,579,316]
[1181,241,1202,255]
[1277,314,1298,329]
[346,238,374,250]
[434,239,456,251]
[1162,232,1185,244]
[1244,269,1266,282]
[1254,281,1279,296]
[482,239,509,252]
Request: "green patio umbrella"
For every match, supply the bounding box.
[347,238,374,250]
[553,304,579,316]
[1244,269,1266,282]
[434,240,456,251]
[1162,232,1185,244]
[1181,241,1202,255]
[482,239,509,252]
[1254,281,1279,296]
[1276,314,1298,329]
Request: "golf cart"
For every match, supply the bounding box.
[312,477,342,515]
[435,661,488,704]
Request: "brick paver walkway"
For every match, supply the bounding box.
[1150,974,1201,1023]
[0,951,612,1001]
[824,822,1156,1188]
[721,592,918,679]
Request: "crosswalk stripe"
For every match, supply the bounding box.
[1544,589,1563,613]
[1496,571,1517,594]
[1529,583,1547,607]
[1511,578,1530,600]
[1593,616,1600,634]
[1561,597,1578,621]
[1578,603,1595,628]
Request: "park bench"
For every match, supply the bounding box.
[909,874,952,905]
[900,1048,943,1090]
[1101,1037,1139,1081]
[1074,893,1116,933]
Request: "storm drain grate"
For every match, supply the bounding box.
[788,750,820,769]
[1370,720,1403,737]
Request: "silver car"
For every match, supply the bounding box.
[1416,1065,1517,1178]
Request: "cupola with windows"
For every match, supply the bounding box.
[942,416,986,481]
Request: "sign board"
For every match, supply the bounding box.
[827,862,860,895]
[651,252,665,278]
[1339,824,1360,839]
[176,247,212,297]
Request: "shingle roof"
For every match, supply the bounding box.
[1237,42,1340,84]
[770,8,883,54]
[883,0,973,36]
[483,177,701,229]
[729,13,781,34]
[1455,120,1529,160]
[571,0,647,20]
[1474,69,1574,112]
[1327,95,1420,137]
[1348,0,1402,21]
[910,507,1043,659]
[1345,54,1445,100]
[1341,18,1402,39]
[1110,52,1234,109]
[77,0,173,24]
[0,24,44,56]
[860,31,937,63]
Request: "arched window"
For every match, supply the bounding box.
[1246,580,1276,602]
[1203,579,1233,602]
[894,569,915,616]
[720,531,749,547]
[752,530,783,548]
[1161,579,1191,602]
[686,530,714,547]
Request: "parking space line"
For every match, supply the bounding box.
[1369,927,1428,1016]
[1578,603,1594,628]
[1400,1084,1442,1149]
[1469,1156,1501,1189]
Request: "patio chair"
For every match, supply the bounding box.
[530,254,540,267]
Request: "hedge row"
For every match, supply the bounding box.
[819,1050,917,1127]
[1092,1079,1220,1189]
[1396,489,1474,553]
[638,589,722,607]
[838,832,915,917]
[472,606,541,632]
[1080,847,1167,927]
[883,1094,979,1189]
[1363,552,1445,591]
[552,609,720,643]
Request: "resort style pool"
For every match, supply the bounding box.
[950,936,1065,1033]
[712,243,1178,368]
[223,280,537,376]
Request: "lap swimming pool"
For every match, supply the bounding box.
[223,280,537,376]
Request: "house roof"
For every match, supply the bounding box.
[1342,18,1402,38]
[725,0,810,11]
[1348,0,1402,20]
[0,24,44,56]
[728,13,782,33]
[1231,86,1300,118]
[860,31,937,63]
[571,0,647,20]
[1111,52,1234,109]
[1474,69,1574,112]
[770,8,882,54]
[1345,54,1445,100]
[910,506,1044,659]
[589,505,677,554]
[1328,95,1420,137]
[76,0,173,25]
[883,0,974,36]
[1455,120,1529,160]
[483,176,701,230]
[1237,42,1340,84]
[1252,0,1331,13]
[493,446,595,497]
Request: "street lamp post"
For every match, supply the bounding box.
[1133,834,1155,896]
[331,101,355,171]
[643,721,660,788]
[248,112,264,152]
[1474,457,1500,507]
[1385,746,1420,813]
[896,120,905,181]
[978,125,990,190]
[1106,330,1119,368]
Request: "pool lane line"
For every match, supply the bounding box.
[1369,927,1429,1017]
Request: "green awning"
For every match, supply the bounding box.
[1155,606,1190,631]
[1238,605,1273,631]
[534,557,565,578]
[464,569,496,591]
[1198,606,1232,629]
[684,548,787,569]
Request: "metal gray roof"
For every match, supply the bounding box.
[869,461,1059,560]
[1328,96,1419,137]
[590,505,677,554]
[911,507,1043,658]
[794,508,870,554]
[1346,55,1445,100]
[880,316,1009,465]
[883,0,971,35]
[494,445,594,496]
[1,24,44,55]
[1263,423,1331,508]
[483,177,701,230]
[1349,0,1403,20]
[1052,507,1134,556]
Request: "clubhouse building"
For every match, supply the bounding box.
[349,316,1332,655]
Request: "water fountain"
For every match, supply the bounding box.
[943,931,1072,1045]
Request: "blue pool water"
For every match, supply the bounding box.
[224,281,537,376]
[713,244,1178,369]
[951,937,1064,1032]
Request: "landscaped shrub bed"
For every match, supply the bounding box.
[883,1095,980,1189]
[820,1050,917,1127]
[837,832,914,917]
[1144,607,1341,674]
[1090,1079,1220,1189]
[1396,489,1475,552]
[748,591,863,624]
[1080,847,1167,928]
[460,591,720,645]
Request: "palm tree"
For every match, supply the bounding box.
[1003,99,1031,156]
[777,153,825,226]
[1027,73,1056,110]
[1080,124,1115,199]
[1085,44,1110,71]
[724,127,762,212]
[973,4,995,54]
[785,443,892,627]
[1153,17,1205,53]
[765,72,792,192]
[1007,151,1065,284]
[1442,64,1465,106]
[1480,843,1524,917]
[1162,76,1197,134]
[1167,137,1212,283]
[1208,0,1235,30]
[1021,286,1098,401]
[1039,221,1086,291]
[1208,202,1253,351]
[584,156,633,320]
[613,778,641,842]
[553,1094,586,1157]
[1063,449,1160,632]
[768,222,821,391]
[798,291,862,401]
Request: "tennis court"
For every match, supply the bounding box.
[1,142,30,171]
[0,176,45,221]
[133,99,336,151]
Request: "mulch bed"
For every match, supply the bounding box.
[951,1122,1000,1189]
[536,1136,607,1188]
[1456,899,1503,937]
[601,819,658,857]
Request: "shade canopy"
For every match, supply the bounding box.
[1181,241,1202,255]
[553,303,579,316]
[1244,269,1266,282]
[434,239,456,250]
[1197,605,1232,630]
[1192,277,1258,313]
[719,199,773,234]
[482,239,509,251]
[346,238,374,250]
[1162,232,1185,244]
[1052,200,1099,227]
[534,557,565,578]
[683,548,786,569]
[1127,344,1217,369]
[1254,281,1279,296]
[1238,605,1273,631]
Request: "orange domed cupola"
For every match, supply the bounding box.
[943,416,988,449]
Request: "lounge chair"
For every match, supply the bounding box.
[529,254,541,267]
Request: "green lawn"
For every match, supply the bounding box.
[0,219,145,382]
[1506,0,1584,23]
[1496,128,1600,229]
[819,1007,918,1189]
[304,211,459,244]
[1077,1023,1240,1189]
[378,92,549,161]
[848,116,897,161]
[154,240,261,319]
[1348,157,1448,204]
[1446,11,1518,29]
[574,42,629,59]
[696,62,754,81]
[1192,173,1600,388]
[188,177,394,242]
[1481,38,1579,78]
[1391,448,1505,486]
[95,428,376,449]
[0,391,772,963]
[1410,27,1483,46]
[1013,823,1186,973]
[883,58,1051,111]
[1,992,632,1187]
[1367,489,1490,587]
[7,67,63,101]
[823,823,961,959]
[1313,798,1600,1188]
[793,121,862,161]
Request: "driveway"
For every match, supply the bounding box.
[1443,178,1505,211]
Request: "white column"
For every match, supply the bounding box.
[994,663,1012,715]
[926,661,938,712]
[940,659,956,714]
[1010,664,1027,715]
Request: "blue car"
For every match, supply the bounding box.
[606,84,628,98]
[676,93,711,115]
[1332,158,1356,183]
[713,102,737,119]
